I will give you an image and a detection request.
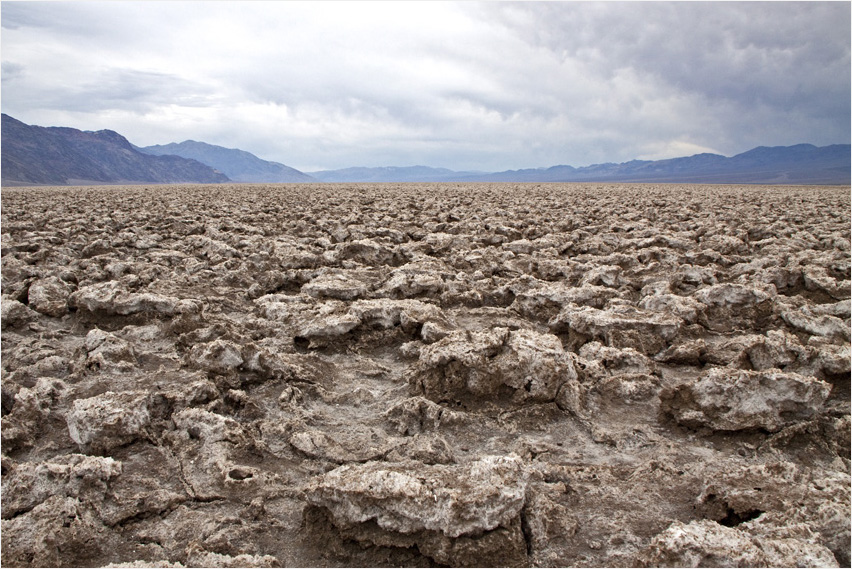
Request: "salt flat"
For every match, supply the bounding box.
[2,183,849,567]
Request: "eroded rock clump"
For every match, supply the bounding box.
[1,183,849,567]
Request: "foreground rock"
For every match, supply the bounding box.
[660,368,832,432]
[27,276,73,317]
[66,391,153,452]
[409,327,581,411]
[304,455,529,565]
[636,519,839,567]
[70,281,199,316]
[549,304,682,354]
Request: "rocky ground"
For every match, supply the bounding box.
[1,183,849,568]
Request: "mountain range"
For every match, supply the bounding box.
[1,114,228,186]
[137,140,314,183]
[311,144,850,184]
[2,114,849,186]
[477,144,851,185]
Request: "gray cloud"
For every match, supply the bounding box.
[1,61,24,82]
[19,68,217,114]
[474,2,850,139]
[1,1,848,172]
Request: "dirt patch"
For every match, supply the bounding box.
[2,183,849,567]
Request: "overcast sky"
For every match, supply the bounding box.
[2,1,850,172]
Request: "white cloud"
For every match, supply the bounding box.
[636,141,723,162]
[1,1,849,171]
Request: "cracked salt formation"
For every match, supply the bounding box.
[1,183,849,567]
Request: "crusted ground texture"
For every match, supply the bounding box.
[1,183,849,567]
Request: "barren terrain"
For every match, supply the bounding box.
[1,183,849,567]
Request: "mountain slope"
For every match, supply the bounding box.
[139,140,315,183]
[1,114,229,186]
[311,145,850,184]
[3,113,847,185]
[475,145,850,184]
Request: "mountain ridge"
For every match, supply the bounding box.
[2,114,848,186]
[1,114,229,186]
[310,143,849,184]
[138,140,315,183]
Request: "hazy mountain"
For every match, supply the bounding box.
[1,114,229,186]
[519,144,851,184]
[3,113,846,186]
[139,140,315,183]
[307,165,485,183]
[312,144,850,184]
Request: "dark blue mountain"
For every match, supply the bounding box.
[138,140,315,183]
[3,113,847,185]
[1,114,229,186]
[312,144,850,184]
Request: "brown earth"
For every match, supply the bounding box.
[1,183,849,567]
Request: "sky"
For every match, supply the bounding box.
[1,1,850,172]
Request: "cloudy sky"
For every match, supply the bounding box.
[2,1,850,172]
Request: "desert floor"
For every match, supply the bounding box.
[1,183,849,567]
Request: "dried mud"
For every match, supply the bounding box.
[1,183,849,568]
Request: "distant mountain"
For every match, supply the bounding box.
[312,144,850,184]
[3,113,846,186]
[307,165,485,183]
[139,140,315,183]
[1,114,229,186]
[504,144,850,184]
